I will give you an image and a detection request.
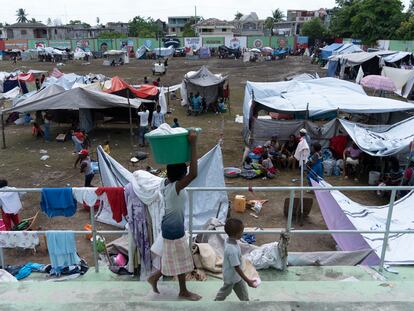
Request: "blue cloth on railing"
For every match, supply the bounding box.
[15,262,46,280]
[242,233,256,244]
[46,232,80,275]
[40,188,77,218]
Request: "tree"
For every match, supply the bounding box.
[301,18,327,40]
[47,18,52,25]
[98,31,126,39]
[69,20,82,25]
[182,17,200,37]
[234,12,243,20]
[30,18,41,23]
[350,0,404,44]
[396,15,414,39]
[409,0,414,14]
[129,16,159,37]
[330,0,405,44]
[264,9,285,33]
[96,17,100,25]
[16,8,28,23]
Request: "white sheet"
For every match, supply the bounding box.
[318,181,414,264]
[381,66,414,98]
[340,118,414,156]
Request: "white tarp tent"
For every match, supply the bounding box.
[383,51,413,64]
[96,144,229,232]
[243,77,414,128]
[4,87,142,113]
[340,117,414,156]
[315,180,414,265]
[153,46,175,57]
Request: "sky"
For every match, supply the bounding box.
[0,0,411,25]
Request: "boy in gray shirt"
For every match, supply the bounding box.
[215,218,255,301]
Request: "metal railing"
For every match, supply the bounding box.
[0,185,413,275]
[187,185,414,273]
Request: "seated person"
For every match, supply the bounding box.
[401,159,414,196]
[241,157,262,179]
[261,153,277,178]
[218,97,226,112]
[282,134,298,169]
[187,92,194,115]
[343,142,362,180]
[378,157,403,197]
[264,136,285,168]
[306,143,323,186]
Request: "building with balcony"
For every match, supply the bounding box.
[167,16,193,35]
[233,12,265,36]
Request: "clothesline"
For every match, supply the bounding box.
[0,187,121,192]
[0,230,127,234]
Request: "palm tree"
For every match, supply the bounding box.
[265,9,285,34]
[16,8,29,23]
[234,12,243,20]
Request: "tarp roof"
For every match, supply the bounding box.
[340,117,414,156]
[243,77,414,125]
[184,66,227,87]
[332,43,363,55]
[383,51,413,63]
[330,50,397,65]
[13,84,65,108]
[320,43,343,60]
[104,76,159,99]
[381,66,414,98]
[5,87,142,113]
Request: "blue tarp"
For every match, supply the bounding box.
[320,43,343,60]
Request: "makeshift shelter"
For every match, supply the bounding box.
[181,66,227,106]
[153,46,174,58]
[320,43,343,60]
[4,87,142,133]
[135,45,149,59]
[97,144,229,230]
[243,77,414,146]
[383,52,413,67]
[381,66,414,98]
[314,180,414,265]
[103,50,129,66]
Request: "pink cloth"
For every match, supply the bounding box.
[161,236,194,276]
[346,146,362,158]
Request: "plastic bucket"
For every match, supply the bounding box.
[146,132,190,164]
[145,128,201,165]
[369,171,380,185]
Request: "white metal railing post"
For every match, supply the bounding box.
[90,205,99,273]
[379,189,397,273]
[287,189,295,232]
[188,189,194,251]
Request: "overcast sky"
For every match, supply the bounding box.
[0,0,411,25]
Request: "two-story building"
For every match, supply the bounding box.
[5,22,48,40]
[167,16,193,36]
[233,12,265,36]
[195,18,235,36]
[105,22,129,36]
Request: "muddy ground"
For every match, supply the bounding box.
[0,56,386,266]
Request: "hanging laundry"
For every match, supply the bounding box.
[124,183,152,278]
[72,187,98,206]
[95,187,127,223]
[46,232,80,275]
[0,232,39,249]
[40,188,77,218]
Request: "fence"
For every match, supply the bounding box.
[0,185,413,276]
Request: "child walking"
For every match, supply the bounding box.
[215,218,256,301]
[148,130,201,301]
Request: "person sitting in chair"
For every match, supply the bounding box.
[343,142,362,181]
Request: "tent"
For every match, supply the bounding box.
[331,43,362,56]
[4,87,142,113]
[314,180,414,265]
[153,46,175,58]
[103,50,129,66]
[181,66,227,106]
[383,52,413,66]
[243,78,414,146]
[12,84,66,108]
[320,43,343,60]
[135,45,149,59]
[96,145,229,231]
[381,66,414,98]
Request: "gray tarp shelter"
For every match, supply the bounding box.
[243,77,414,146]
[181,66,227,106]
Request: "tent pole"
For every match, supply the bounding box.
[167,86,170,113]
[300,160,304,226]
[127,89,134,152]
[1,108,5,149]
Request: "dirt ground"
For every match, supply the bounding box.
[0,56,387,267]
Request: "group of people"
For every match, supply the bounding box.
[187,92,226,116]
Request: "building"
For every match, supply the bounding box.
[155,19,167,34]
[105,22,129,36]
[167,16,193,35]
[233,12,265,36]
[0,27,6,39]
[274,8,333,36]
[5,22,48,40]
[195,18,235,36]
